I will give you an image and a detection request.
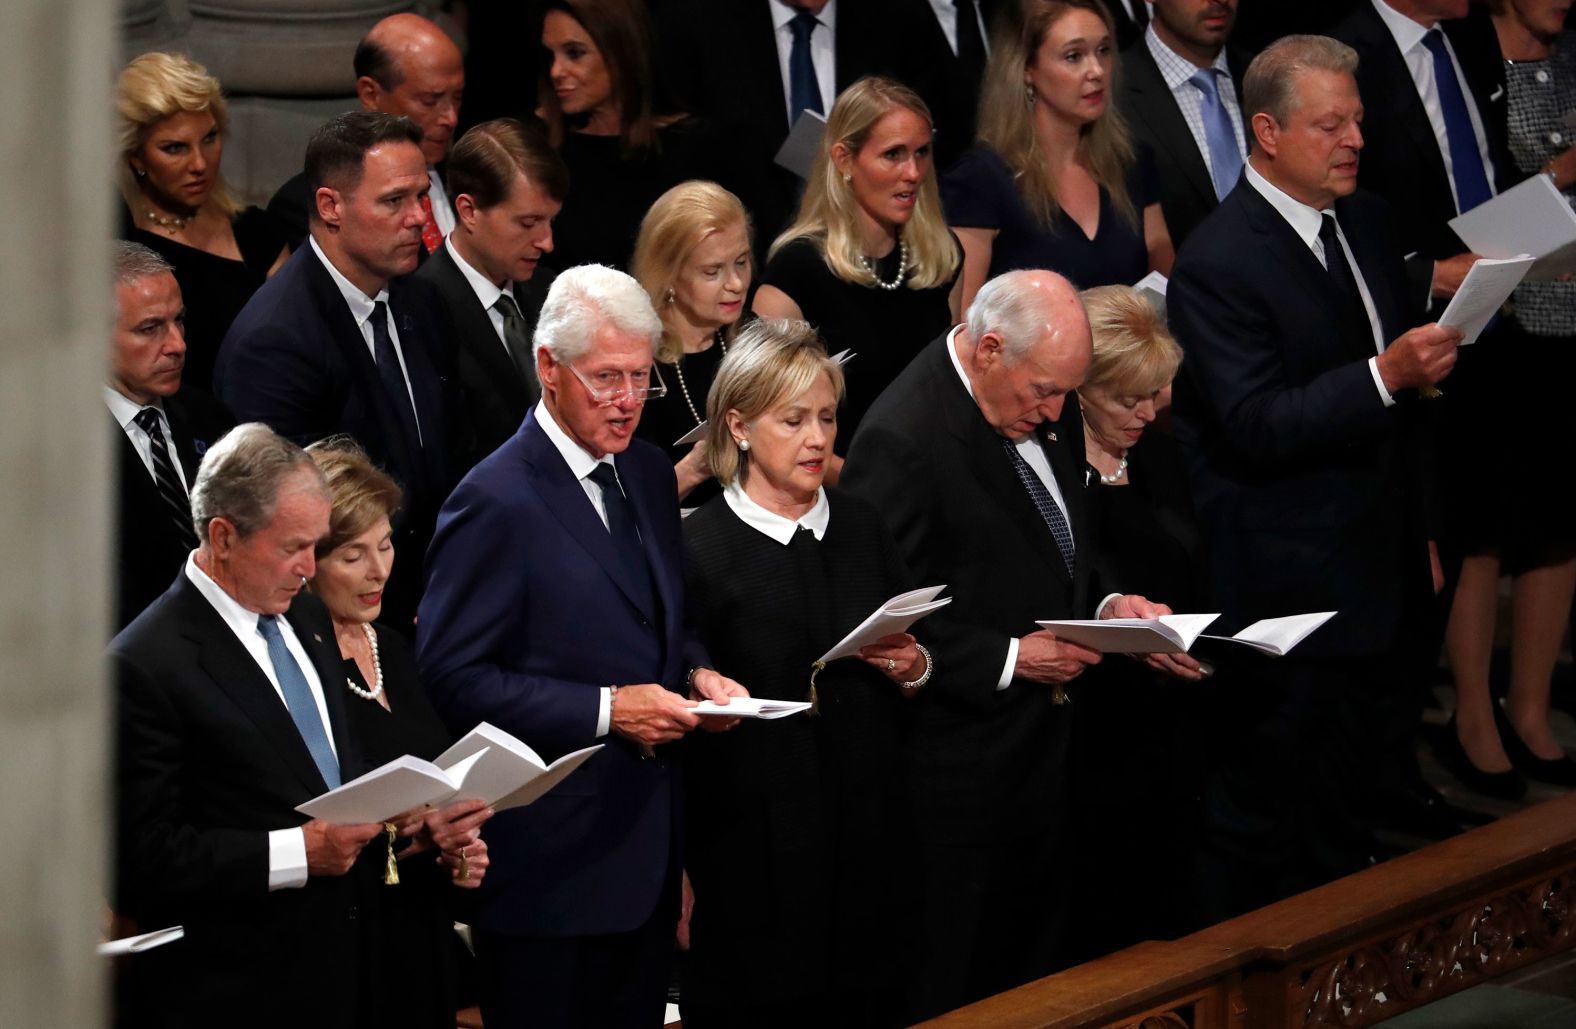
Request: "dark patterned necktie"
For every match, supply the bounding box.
[493,293,536,384]
[134,407,198,550]
[1000,437,1075,575]
[370,300,423,448]
[588,462,656,615]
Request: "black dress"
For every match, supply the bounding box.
[126,206,286,395]
[680,487,914,1028]
[340,626,466,1029]
[941,145,1157,289]
[633,333,731,510]
[758,237,957,451]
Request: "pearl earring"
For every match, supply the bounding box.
[1024,83,1036,106]
[738,438,751,452]
[133,167,146,178]
[665,287,675,304]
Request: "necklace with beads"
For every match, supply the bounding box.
[144,207,193,233]
[673,330,726,426]
[860,238,910,291]
[345,622,385,703]
[1098,454,1129,484]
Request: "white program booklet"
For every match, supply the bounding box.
[774,109,828,179]
[1448,173,1576,280]
[98,926,184,957]
[1036,613,1222,654]
[1134,270,1168,314]
[830,348,855,366]
[296,748,493,824]
[816,586,951,664]
[1436,255,1536,345]
[1199,611,1337,656]
[691,698,812,720]
[674,421,708,446]
[432,723,603,813]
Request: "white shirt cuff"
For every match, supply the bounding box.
[268,827,309,890]
[596,686,611,737]
[1095,592,1123,619]
[996,638,1018,691]
[1368,357,1396,407]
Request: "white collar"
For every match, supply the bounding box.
[103,385,164,431]
[770,0,835,32]
[943,323,978,400]
[1144,23,1232,89]
[184,550,267,636]
[1371,0,1432,53]
[446,235,509,310]
[723,480,829,544]
[533,397,616,482]
[1245,160,1329,252]
[309,235,389,327]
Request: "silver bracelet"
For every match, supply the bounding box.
[899,644,933,691]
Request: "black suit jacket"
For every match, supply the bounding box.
[112,576,371,1027]
[214,243,457,631]
[113,390,233,632]
[842,334,1104,845]
[1169,179,1432,661]
[414,242,550,474]
[896,0,1003,169]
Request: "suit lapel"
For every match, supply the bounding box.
[389,279,448,480]
[1125,45,1216,209]
[742,2,790,134]
[284,599,361,778]
[162,395,204,487]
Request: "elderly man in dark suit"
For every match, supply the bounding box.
[417,264,747,1028]
[216,111,455,635]
[842,268,1200,1021]
[1168,35,1462,915]
[416,118,567,474]
[111,423,386,1028]
[107,241,233,631]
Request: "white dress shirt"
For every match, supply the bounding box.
[1243,162,1396,407]
[183,553,337,891]
[308,235,425,443]
[1370,0,1497,214]
[770,0,838,127]
[1144,24,1248,183]
[925,0,990,57]
[427,168,456,237]
[104,386,189,496]
[446,236,513,355]
[723,481,830,543]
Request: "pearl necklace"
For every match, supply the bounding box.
[345,622,385,703]
[860,239,910,291]
[144,208,193,233]
[1098,455,1129,485]
[673,331,726,426]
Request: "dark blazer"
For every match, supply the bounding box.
[897,0,1003,169]
[1330,4,1518,296]
[1168,179,1432,661]
[414,242,550,474]
[1118,37,1249,248]
[112,576,370,1027]
[841,334,1104,845]
[214,243,456,632]
[416,410,705,938]
[112,390,233,632]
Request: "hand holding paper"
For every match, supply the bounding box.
[1436,255,1535,346]
[816,586,950,664]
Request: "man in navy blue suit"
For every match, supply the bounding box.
[216,111,456,634]
[417,265,747,1028]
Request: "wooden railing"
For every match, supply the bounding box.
[918,791,1576,1029]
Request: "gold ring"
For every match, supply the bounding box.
[458,846,471,882]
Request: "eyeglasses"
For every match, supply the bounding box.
[565,361,668,406]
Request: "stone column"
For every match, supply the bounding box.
[0,0,115,1024]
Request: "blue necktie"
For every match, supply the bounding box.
[257,615,341,789]
[1191,68,1243,200]
[788,13,823,125]
[588,462,656,616]
[1000,437,1075,576]
[371,300,423,450]
[1421,29,1493,214]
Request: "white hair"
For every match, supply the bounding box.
[964,269,1071,365]
[532,264,663,365]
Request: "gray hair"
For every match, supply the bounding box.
[1243,34,1360,128]
[113,240,174,286]
[532,264,663,365]
[965,269,1073,365]
[190,423,328,541]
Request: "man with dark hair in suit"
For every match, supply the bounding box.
[108,241,233,631]
[842,268,1201,1021]
[899,0,998,168]
[1168,35,1462,916]
[1119,0,1249,248]
[416,118,567,474]
[417,264,747,1028]
[112,422,385,1028]
[216,111,455,635]
[268,13,465,253]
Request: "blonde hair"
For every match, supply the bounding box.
[631,181,754,365]
[771,77,960,290]
[305,437,403,559]
[976,0,1137,227]
[1079,285,1181,395]
[117,51,239,217]
[706,319,846,487]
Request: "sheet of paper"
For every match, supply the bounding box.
[830,349,855,366]
[1200,611,1337,656]
[98,926,184,957]
[436,723,602,811]
[1036,613,1221,654]
[489,745,603,811]
[816,586,951,664]
[1134,271,1168,314]
[674,421,707,446]
[1449,173,1576,280]
[1436,255,1535,345]
[295,749,489,824]
[774,109,828,179]
[692,698,812,720]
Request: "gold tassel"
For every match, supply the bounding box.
[808,661,825,716]
[382,822,400,885]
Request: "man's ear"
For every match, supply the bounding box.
[314,186,342,229]
[976,330,1006,369]
[455,193,479,232]
[355,76,382,112]
[1251,112,1278,159]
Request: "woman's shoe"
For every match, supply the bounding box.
[1493,703,1576,787]
[1431,715,1528,801]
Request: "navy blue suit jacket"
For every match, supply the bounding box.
[416,409,702,937]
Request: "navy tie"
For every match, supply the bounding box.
[257,615,340,789]
[588,462,656,616]
[1318,213,1374,348]
[1000,437,1075,576]
[788,12,824,125]
[1421,29,1493,214]
[1191,68,1244,200]
[370,300,423,450]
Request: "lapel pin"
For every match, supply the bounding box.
[1046,431,1058,443]
[313,634,323,643]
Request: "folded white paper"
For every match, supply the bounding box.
[830,348,855,366]
[1199,611,1336,656]
[296,748,492,824]
[1449,173,1576,280]
[432,724,603,812]
[816,586,951,664]
[1036,613,1221,654]
[1437,255,1535,345]
[774,109,828,179]
[691,697,812,720]
[98,926,184,957]
[1134,271,1168,314]
[674,421,708,446]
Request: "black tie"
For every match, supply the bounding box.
[587,462,656,615]
[1317,213,1371,342]
[134,407,199,550]
[493,293,536,385]
[370,300,423,450]
[954,0,986,72]
[1132,0,1149,29]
